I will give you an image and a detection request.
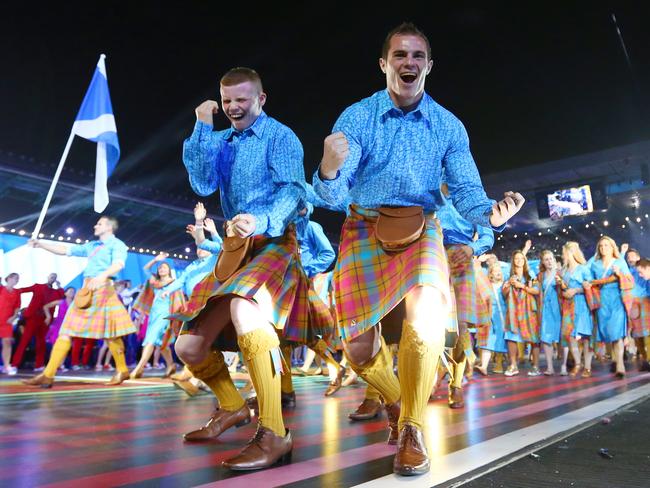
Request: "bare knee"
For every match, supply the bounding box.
[343,328,379,365]
[174,335,208,365]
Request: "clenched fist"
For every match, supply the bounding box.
[195,100,220,125]
[319,132,349,180]
[490,191,525,228]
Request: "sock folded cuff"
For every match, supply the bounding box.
[399,320,445,359]
[186,350,226,380]
[238,329,280,361]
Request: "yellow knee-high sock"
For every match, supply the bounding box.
[238,329,285,436]
[346,335,400,405]
[107,338,128,374]
[43,337,72,378]
[397,320,445,430]
[186,350,245,411]
[280,344,294,394]
[642,337,650,361]
[364,383,381,402]
[312,338,341,372]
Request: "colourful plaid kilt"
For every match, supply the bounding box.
[630,297,650,338]
[59,280,136,339]
[446,245,491,327]
[335,206,455,341]
[504,285,540,344]
[476,324,490,348]
[174,226,325,348]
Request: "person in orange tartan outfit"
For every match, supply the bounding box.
[22,216,136,388]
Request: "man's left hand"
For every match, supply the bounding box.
[490,191,525,227]
[228,214,256,238]
[87,276,107,291]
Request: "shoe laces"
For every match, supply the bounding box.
[401,425,422,450]
[246,426,268,447]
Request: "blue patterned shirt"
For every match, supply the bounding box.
[437,197,494,255]
[299,221,336,278]
[67,235,128,278]
[164,255,217,297]
[183,112,306,237]
[313,90,497,227]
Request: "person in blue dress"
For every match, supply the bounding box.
[559,241,595,377]
[476,263,508,375]
[130,254,181,378]
[585,236,631,378]
[537,250,562,376]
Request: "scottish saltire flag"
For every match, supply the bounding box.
[71,54,120,212]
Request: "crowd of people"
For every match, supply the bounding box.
[1,21,648,478]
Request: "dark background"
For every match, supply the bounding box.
[1,2,649,246]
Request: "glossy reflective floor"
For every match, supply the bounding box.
[1,365,649,487]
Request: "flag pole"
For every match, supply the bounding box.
[31,130,76,239]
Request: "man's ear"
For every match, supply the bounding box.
[379,57,387,74]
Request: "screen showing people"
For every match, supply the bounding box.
[547,185,593,221]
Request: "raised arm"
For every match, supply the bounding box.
[28,239,68,255]
[182,100,226,196]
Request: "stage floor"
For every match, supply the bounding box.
[1,365,649,487]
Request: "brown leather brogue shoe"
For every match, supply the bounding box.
[448,386,464,409]
[21,373,54,389]
[393,424,430,476]
[324,366,346,397]
[183,404,251,441]
[105,371,130,386]
[348,398,382,421]
[385,401,401,445]
[222,426,293,471]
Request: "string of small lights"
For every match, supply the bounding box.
[0,227,191,260]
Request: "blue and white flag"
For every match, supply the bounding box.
[71,54,120,213]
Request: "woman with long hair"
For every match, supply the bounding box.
[585,236,631,378]
[130,253,185,378]
[476,264,508,375]
[537,250,562,375]
[502,250,541,376]
[559,242,594,377]
[0,273,21,375]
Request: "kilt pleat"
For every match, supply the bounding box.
[334,206,455,341]
[59,280,136,339]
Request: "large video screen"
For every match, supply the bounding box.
[547,185,593,221]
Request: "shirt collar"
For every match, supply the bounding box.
[223,111,268,141]
[98,235,116,246]
[379,89,431,120]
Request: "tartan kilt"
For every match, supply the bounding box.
[630,297,650,338]
[446,245,491,326]
[174,226,323,349]
[476,324,490,348]
[59,280,136,339]
[334,206,456,342]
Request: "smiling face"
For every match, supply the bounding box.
[220,81,266,132]
[157,262,171,278]
[488,265,503,283]
[379,34,433,110]
[598,238,614,259]
[513,252,525,269]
